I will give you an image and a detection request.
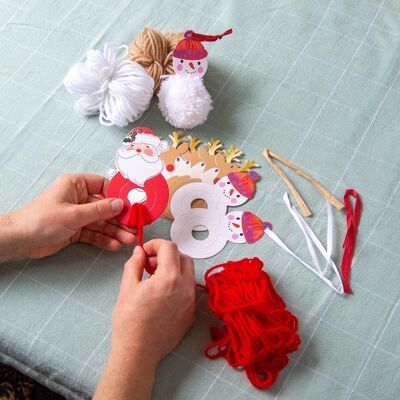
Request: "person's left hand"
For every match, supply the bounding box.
[9,173,135,259]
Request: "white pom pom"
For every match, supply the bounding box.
[64,43,154,128]
[158,75,212,129]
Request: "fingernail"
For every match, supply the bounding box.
[133,246,140,255]
[111,199,124,212]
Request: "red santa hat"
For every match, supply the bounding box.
[242,211,272,244]
[123,127,169,153]
[228,170,260,199]
[173,29,233,60]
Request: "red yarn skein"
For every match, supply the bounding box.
[203,258,301,389]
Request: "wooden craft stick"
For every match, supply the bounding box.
[262,149,344,217]
[263,149,312,217]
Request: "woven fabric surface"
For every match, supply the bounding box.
[0,0,399,399]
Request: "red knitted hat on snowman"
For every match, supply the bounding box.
[123,127,169,153]
[242,211,272,244]
[173,29,233,60]
[228,170,260,199]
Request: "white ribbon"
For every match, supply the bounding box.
[264,193,345,295]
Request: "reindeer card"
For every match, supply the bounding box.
[160,131,259,220]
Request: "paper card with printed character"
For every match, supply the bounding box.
[169,171,271,258]
[106,127,170,227]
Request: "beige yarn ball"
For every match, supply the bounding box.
[129,27,183,94]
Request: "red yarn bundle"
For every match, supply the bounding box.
[341,189,362,294]
[203,257,301,389]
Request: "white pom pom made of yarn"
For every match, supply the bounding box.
[158,74,212,129]
[64,43,154,127]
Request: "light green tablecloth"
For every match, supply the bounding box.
[1,0,400,399]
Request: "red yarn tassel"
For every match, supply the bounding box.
[128,204,154,274]
[185,28,233,42]
[341,189,362,294]
[203,258,301,389]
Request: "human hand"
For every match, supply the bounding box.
[93,240,195,400]
[112,239,195,367]
[6,173,135,259]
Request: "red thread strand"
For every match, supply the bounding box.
[185,28,233,42]
[203,258,301,389]
[128,204,155,274]
[341,189,362,294]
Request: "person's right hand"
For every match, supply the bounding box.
[112,239,195,367]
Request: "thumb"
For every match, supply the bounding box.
[71,198,124,227]
[120,247,147,294]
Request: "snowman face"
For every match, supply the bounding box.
[173,56,208,78]
[226,211,246,243]
[215,176,247,206]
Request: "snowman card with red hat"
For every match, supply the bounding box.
[158,29,233,129]
[169,170,273,259]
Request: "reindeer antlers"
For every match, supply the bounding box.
[207,138,223,155]
[165,131,259,170]
[187,135,201,152]
[169,130,184,148]
[240,159,259,171]
[224,145,243,163]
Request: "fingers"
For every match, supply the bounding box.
[80,174,110,196]
[87,195,136,234]
[68,198,124,229]
[87,220,136,246]
[180,254,195,283]
[80,228,122,251]
[142,240,195,281]
[143,239,180,276]
[119,247,147,295]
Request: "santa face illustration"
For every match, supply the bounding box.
[172,56,208,78]
[117,143,164,187]
[116,130,169,188]
[225,211,247,244]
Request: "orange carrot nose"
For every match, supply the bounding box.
[229,188,234,196]
[189,62,195,70]
[232,223,240,228]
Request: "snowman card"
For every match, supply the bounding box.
[169,171,273,259]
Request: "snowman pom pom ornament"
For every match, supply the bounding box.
[158,29,232,129]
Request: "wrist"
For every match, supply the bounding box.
[94,342,157,400]
[0,212,25,262]
[110,340,159,374]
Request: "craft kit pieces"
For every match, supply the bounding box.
[263,149,344,217]
[158,29,232,129]
[262,148,362,294]
[160,132,259,220]
[170,173,267,258]
[203,257,301,389]
[64,28,232,129]
[106,127,169,255]
[64,43,154,127]
[171,208,272,258]
[129,27,183,93]
[61,23,364,392]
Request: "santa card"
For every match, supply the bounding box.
[106,127,170,227]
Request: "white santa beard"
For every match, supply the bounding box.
[116,153,163,186]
